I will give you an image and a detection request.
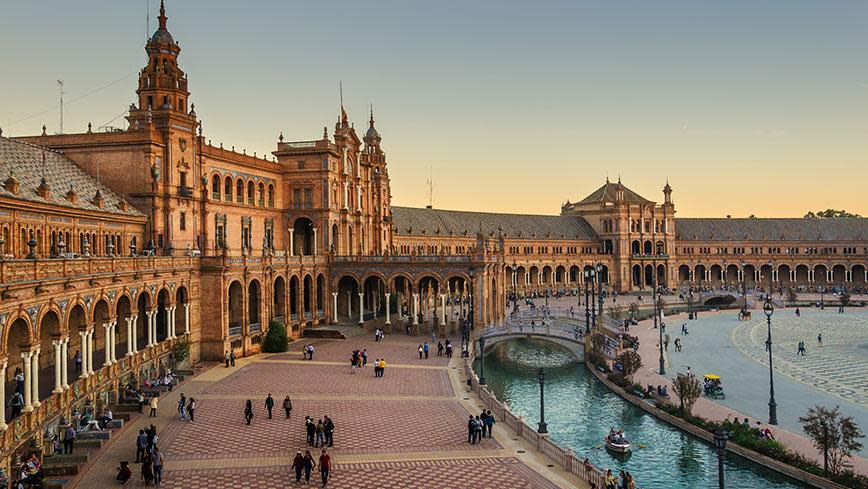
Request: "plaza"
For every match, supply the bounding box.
[1,1,867,487]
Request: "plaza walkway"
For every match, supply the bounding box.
[629,309,868,476]
[71,333,588,488]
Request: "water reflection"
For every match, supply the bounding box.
[478,338,809,489]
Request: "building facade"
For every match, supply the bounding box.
[1,0,866,469]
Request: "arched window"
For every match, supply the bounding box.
[236,179,244,203]
[247,181,254,205]
[224,176,233,201]
[267,184,275,208]
[211,174,221,199]
[257,183,265,206]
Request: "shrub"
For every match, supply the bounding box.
[262,319,288,353]
[173,336,190,363]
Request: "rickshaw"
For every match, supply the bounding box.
[703,374,725,399]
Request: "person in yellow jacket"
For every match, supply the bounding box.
[378,359,386,378]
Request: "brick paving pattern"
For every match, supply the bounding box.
[164,457,560,489]
[268,335,454,366]
[201,361,453,397]
[161,398,500,460]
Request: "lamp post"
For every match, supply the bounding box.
[584,278,591,334]
[820,286,825,310]
[537,367,548,434]
[654,262,665,375]
[477,336,486,385]
[587,268,597,332]
[596,263,604,322]
[714,428,728,489]
[764,297,778,425]
[512,261,518,314]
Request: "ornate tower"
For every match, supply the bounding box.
[362,108,393,254]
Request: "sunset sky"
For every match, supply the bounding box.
[1,0,866,217]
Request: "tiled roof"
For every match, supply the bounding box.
[0,137,143,217]
[391,206,598,240]
[675,218,868,241]
[576,180,653,205]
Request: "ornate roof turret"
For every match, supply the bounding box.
[151,1,175,45]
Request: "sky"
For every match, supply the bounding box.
[1,0,866,217]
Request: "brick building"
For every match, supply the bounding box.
[1,0,866,471]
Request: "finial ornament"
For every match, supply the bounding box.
[159,0,168,29]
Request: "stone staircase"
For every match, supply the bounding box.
[39,396,158,487]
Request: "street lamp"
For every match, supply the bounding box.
[583,272,591,334]
[587,268,598,332]
[654,261,665,375]
[741,261,748,312]
[512,261,518,313]
[537,367,548,434]
[477,336,486,385]
[763,297,778,425]
[714,428,728,489]
[596,262,604,322]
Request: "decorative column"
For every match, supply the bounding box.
[184,303,191,334]
[31,349,41,408]
[312,228,318,255]
[0,361,7,431]
[358,292,364,324]
[289,228,295,256]
[126,316,134,356]
[110,319,118,364]
[147,311,155,347]
[21,351,33,412]
[52,340,63,393]
[331,292,338,323]
[384,293,391,325]
[104,323,113,367]
[79,331,89,379]
[440,294,447,326]
[87,331,95,375]
[412,294,419,325]
[131,314,139,354]
[168,306,176,339]
[61,338,69,389]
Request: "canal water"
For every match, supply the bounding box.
[477,338,810,489]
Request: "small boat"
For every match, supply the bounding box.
[604,435,632,454]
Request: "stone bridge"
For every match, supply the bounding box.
[476,320,588,361]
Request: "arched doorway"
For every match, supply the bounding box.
[316,274,325,318]
[289,276,299,323]
[248,280,262,331]
[228,281,243,337]
[37,310,61,400]
[293,218,314,256]
[363,275,387,321]
[273,276,287,323]
[93,298,110,367]
[175,287,188,335]
[417,276,441,328]
[336,276,359,322]
[115,295,132,357]
[303,276,312,319]
[156,290,170,343]
[677,265,690,284]
[5,318,32,419]
[135,293,151,351]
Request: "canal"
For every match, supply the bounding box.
[477,338,810,489]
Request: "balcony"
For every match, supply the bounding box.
[228,324,242,337]
[632,253,669,260]
[178,186,194,198]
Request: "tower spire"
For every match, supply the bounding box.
[159,0,167,29]
[369,104,374,127]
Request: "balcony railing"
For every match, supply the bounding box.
[249,323,261,333]
[228,325,242,337]
[178,186,194,198]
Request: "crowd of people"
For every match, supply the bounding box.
[466,410,496,444]
[130,423,164,486]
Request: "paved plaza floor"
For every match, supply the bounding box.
[71,333,587,488]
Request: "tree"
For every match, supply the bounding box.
[615,350,642,383]
[785,286,798,306]
[799,405,864,476]
[262,319,289,353]
[609,303,624,321]
[839,292,851,308]
[804,209,862,219]
[628,302,639,321]
[748,214,758,219]
[672,373,702,416]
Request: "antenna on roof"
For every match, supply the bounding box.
[426,166,433,209]
[57,80,64,134]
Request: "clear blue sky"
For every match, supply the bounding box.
[1,1,866,217]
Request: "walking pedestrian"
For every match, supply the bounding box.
[224,350,230,368]
[315,419,325,447]
[149,395,159,417]
[142,452,154,486]
[265,393,274,419]
[135,429,147,463]
[283,395,292,419]
[324,416,335,447]
[423,342,429,359]
[817,333,823,347]
[306,416,316,446]
[361,349,367,367]
[74,351,82,374]
[319,449,332,487]
[186,397,195,422]
[152,446,164,486]
[474,415,483,443]
[303,450,316,485]
[9,391,23,419]
[230,350,236,367]
[137,391,145,413]
[244,399,254,425]
[178,394,186,421]
[418,344,423,359]
[437,341,444,357]
[467,415,475,443]
[63,424,76,454]
[379,358,386,378]
[484,409,495,438]
[291,451,304,483]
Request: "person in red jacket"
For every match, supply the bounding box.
[319,449,332,487]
